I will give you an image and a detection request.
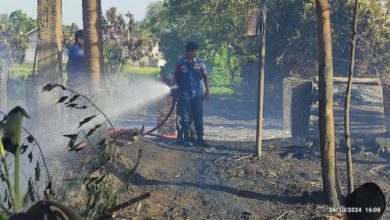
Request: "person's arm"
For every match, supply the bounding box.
[174,63,180,86]
[203,70,209,102]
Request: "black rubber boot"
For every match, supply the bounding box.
[190,130,196,143]
[183,130,192,147]
[196,132,207,146]
[176,130,184,145]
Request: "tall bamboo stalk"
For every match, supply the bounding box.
[345,0,359,194]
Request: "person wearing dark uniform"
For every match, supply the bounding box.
[66,30,85,88]
[174,42,209,146]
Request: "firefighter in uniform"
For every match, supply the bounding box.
[174,42,209,146]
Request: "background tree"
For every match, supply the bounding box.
[8,10,36,34]
[101,7,155,80]
[0,10,35,111]
[0,11,34,68]
[143,0,389,98]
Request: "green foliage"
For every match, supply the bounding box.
[63,23,79,50]
[0,213,7,220]
[0,10,34,70]
[355,0,390,77]
[9,64,33,79]
[209,86,234,96]
[143,0,256,80]
[204,44,242,87]
[8,10,36,34]
[143,0,389,94]
[122,64,159,75]
[101,7,157,80]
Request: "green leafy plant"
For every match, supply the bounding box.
[0,107,54,215]
[0,85,145,218]
[42,83,145,218]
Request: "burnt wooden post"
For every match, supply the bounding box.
[246,2,266,157]
[282,78,313,138]
[383,83,390,135]
[0,72,7,109]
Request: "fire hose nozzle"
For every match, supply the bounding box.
[170,85,179,98]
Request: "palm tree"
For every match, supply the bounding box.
[35,0,64,131]
[37,0,63,79]
[82,0,104,89]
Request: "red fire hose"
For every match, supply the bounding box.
[109,96,178,140]
[143,96,177,139]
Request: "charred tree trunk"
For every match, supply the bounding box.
[344,0,359,195]
[82,0,104,89]
[315,0,342,206]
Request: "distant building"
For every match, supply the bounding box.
[24,28,68,64]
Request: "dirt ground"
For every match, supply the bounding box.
[110,137,388,220]
[100,96,390,220]
[52,94,390,220]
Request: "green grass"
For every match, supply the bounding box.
[10,63,236,96]
[209,86,234,96]
[9,63,161,78]
[9,64,33,79]
[122,64,160,76]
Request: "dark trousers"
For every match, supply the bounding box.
[177,96,204,135]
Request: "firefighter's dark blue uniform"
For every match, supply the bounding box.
[175,57,206,139]
[66,43,85,82]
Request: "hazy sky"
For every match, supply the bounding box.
[1,0,158,26]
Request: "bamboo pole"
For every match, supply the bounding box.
[256,2,266,157]
[344,0,359,194]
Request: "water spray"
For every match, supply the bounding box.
[110,84,179,141]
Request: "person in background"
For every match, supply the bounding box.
[174,41,209,146]
[66,30,85,86]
